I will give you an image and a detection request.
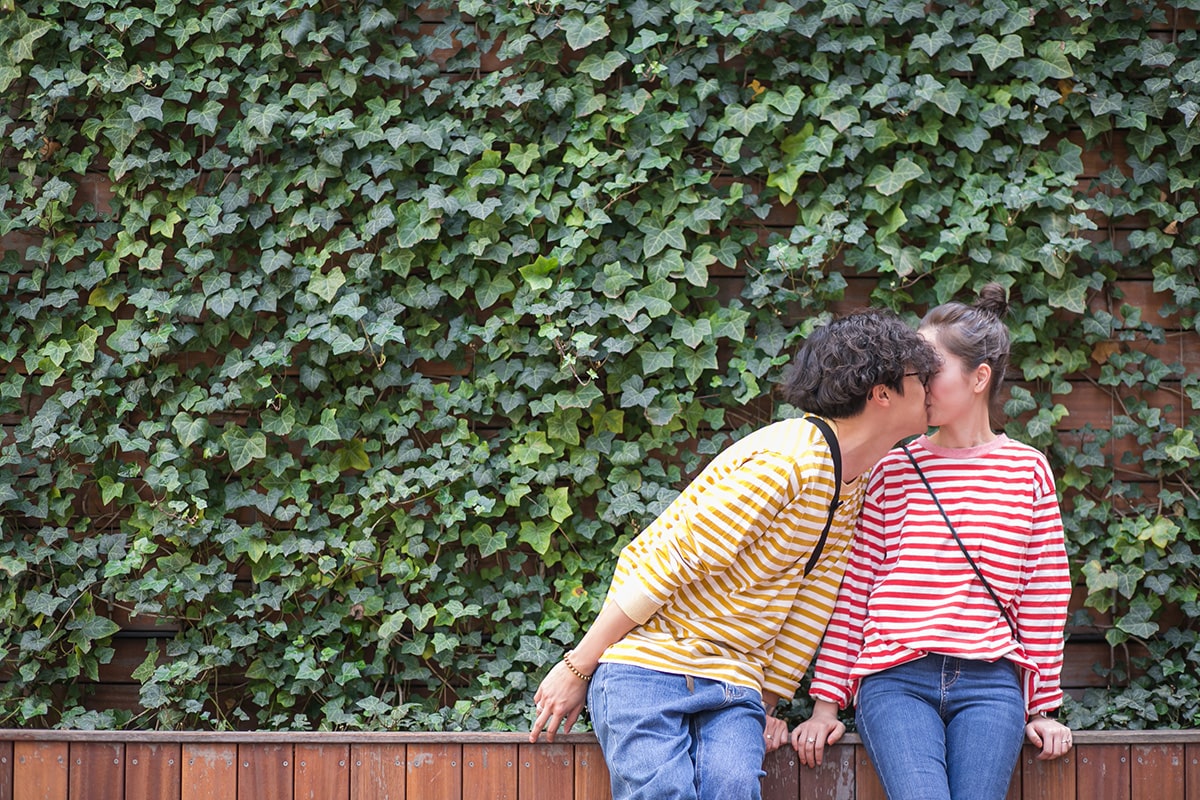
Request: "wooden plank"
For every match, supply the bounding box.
[125,742,181,800]
[0,740,12,800]
[350,744,405,800]
[13,742,68,800]
[799,742,855,800]
[1076,744,1130,800]
[1005,754,1021,800]
[238,743,293,800]
[406,743,460,800]
[181,744,237,800]
[1131,742,1184,800]
[573,742,609,800]
[69,741,124,800]
[296,744,349,800]
[1022,748,1076,800]
[761,746,799,800]
[854,747,887,800]
[518,743,572,800]
[462,743,516,800]
[1187,743,1200,800]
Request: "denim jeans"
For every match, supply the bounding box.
[588,663,767,800]
[855,654,1026,800]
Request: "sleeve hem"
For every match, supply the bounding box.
[613,581,662,625]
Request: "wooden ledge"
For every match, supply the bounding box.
[1,729,1198,744]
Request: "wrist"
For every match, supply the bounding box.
[562,650,593,682]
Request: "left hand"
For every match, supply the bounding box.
[764,715,788,753]
[1025,714,1073,760]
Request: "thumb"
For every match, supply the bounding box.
[1025,725,1043,747]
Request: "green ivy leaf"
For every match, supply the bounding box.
[866,158,925,196]
[222,427,268,471]
[306,408,342,446]
[969,34,1025,70]
[308,267,346,302]
[642,218,687,258]
[723,103,770,136]
[395,201,440,247]
[561,12,609,50]
[578,51,626,80]
[518,520,555,555]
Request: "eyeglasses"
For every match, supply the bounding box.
[904,372,920,377]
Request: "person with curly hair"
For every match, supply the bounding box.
[528,309,940,800]
[791,284,1074,800]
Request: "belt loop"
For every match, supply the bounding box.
[686,675,695,693]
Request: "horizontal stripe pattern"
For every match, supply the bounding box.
[809,434,1072,715]
[600,417,866,699]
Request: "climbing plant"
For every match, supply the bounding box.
[0,0,1198,730]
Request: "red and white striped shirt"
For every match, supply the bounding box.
[809,434,1071,715]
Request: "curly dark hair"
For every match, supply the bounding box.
[780,309,941,418]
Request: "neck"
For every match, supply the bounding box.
[928,407,997,449]
[828,417,910,480]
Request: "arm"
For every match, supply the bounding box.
[796,469,889,768]
[1014,460,1074,759]
[1013,459,1072,714]
[529,601,639,743]
[806,470,889,708]
[610,452,804,623]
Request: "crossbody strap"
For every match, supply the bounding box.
[901,444,1022,643]
[802,416,842,577]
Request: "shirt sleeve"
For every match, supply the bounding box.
[611,451,807,624]
[1013,455,1072,714]
[808,464,890,708]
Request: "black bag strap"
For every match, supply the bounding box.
[901,444,1021,643]
[802,416,842,577]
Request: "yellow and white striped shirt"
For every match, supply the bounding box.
[600,416,867,700]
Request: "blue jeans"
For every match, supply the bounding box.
[855,655,1026,800]
[588,663,767,800]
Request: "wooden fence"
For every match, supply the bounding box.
[1,730,1198,799]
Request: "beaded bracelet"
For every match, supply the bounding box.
[562,651,591,682]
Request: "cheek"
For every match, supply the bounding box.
[927,375,960,405]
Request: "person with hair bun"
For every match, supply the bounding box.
[791,284,1074,800]
[529,309,939,800]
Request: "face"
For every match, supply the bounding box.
[892,369,932,439]
[919,328,985,428]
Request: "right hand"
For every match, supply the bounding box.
[528,659,590,743]
[791,700,845,767]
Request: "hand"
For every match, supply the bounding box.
[529,660,589,743]
[1025,714,1073,761]
[764,715,788,753]
[791,700,845,768]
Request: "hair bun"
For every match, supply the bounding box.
[974,282,1009,318]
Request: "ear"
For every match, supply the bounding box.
[973,363,992,394]
[870,384,891,405]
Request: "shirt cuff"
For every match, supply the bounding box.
[613,580,663,625]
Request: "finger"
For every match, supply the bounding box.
[801,733,821,767]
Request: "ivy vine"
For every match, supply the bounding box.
[0,0,1199,730]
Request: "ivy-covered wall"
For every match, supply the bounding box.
[1,0,1198,731]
